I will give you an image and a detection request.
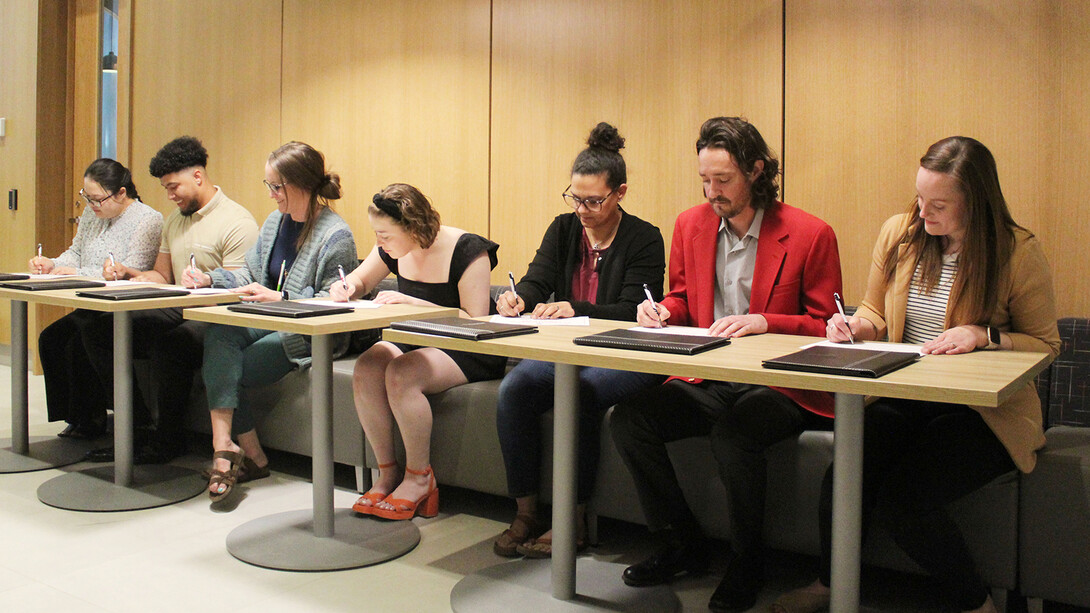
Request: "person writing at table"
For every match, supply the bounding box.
[329,183,504,520]
[189,141,358,502]
[491,122,666,558]
[35,158,163,439]
[609,117,843,613]
[772,136,1061,613]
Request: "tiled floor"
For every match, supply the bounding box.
[0,360,1073,613]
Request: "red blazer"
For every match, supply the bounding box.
[662,201,843,417]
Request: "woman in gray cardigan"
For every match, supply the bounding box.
[186,142,358,502]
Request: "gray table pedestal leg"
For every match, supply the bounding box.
[830,392,865,613]
[450,362,677,612]
[37,311,205,511]
[1,300,95,473]
[226,334,420,571]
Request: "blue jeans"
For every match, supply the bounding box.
[496,359,664,502]
[203,325,296,434]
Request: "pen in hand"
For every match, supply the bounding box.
[35,243,42,273]
[338,265,349,293]
[276,260,286,299]
[643,283,664,328]
[108,252,118,280]
[507,272,520,315]
[833,292,855,344]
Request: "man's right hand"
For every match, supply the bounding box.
[636,299,669,328]
[496,290,525,316]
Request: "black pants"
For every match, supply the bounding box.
[817,398,1016,610]
[610,379,829,558]
[40,309,112,428]
[75,307,207,446]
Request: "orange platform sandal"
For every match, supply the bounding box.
[370,465,439,521]
[352,462,398,515]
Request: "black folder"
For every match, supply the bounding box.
[227,301,353,318]
[572,328,730,355]
[76,287,192,300]
[390,317,538,340]
[762,345,920,378]
[0,273,30,281]
[0,278,106,291]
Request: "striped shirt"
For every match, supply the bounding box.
[902,253,959,344]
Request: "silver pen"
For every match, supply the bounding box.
[643,283,663,328]
[35,243,42,273]
[338,264,349,292]
[108,251,118,280]
[833,292,855,344]
[189,253,198,289]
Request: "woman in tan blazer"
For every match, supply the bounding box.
[773,136,1061,613]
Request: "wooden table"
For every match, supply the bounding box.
[0,283,240,511]
[183,302,457,571]
[383,318,1051,613]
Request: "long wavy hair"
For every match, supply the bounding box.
[883,136,1021,325]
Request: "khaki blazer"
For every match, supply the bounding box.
[854,214,1061,473]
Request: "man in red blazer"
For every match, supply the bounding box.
[610,117,843,613]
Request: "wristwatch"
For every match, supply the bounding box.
[984,326,1001,350]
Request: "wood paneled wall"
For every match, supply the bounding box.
[491,0,782,280]
[127,0,282,225]
[280,0,491,251]
[785,0,1088,316]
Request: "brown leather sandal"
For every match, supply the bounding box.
[201,456,269,483]
[494,513,542,557]
[208,450,244,502]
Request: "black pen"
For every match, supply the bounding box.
[833,292,855,344]
[643,283,663,328]
[507,272,520,314]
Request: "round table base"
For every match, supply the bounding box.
[0,436,95,474]
[37,464,206,511]
[450,557,680,612]
[226,508,421,572]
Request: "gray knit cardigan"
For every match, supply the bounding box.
[208,207,358,366]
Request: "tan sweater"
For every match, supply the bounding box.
[854,214,1061,473]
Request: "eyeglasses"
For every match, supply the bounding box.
[562,186,615,212]
[263,180,287,193]
[79,189,115,206]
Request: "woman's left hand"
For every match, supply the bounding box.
[373,290,423,306]
[530,301,574,319]
[921,325,984,355]
[233,283,283,303]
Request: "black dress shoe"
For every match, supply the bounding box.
[622,539,711,587]
[83,439,183,465]
[707,551,763,613]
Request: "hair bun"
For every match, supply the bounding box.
[586,122,624,153]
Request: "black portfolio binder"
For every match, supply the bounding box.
[390,317,538,340]
[762,345,920,378]
[0,273,30,281]
[76,287,192,300]
[0,278,106,291]
[572,328,729,355]
[227,301,353,318]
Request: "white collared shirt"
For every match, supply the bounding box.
[714,207,764,320]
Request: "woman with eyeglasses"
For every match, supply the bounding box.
[490,122,666,558]
[185,141,358,503]
[329,182,504,521]
[35,158,163,439]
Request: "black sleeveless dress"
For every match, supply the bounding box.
[378,233,507,382]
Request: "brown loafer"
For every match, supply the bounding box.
[494,513,542,557]
[515,533,589,559]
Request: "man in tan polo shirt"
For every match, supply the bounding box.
[79,136,259,464]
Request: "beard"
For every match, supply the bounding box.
[178,197,201,216]
[710,196,747,220]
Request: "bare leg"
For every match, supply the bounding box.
[375,348,466,511]
[236,429,268,468]
[353,342,403,505]
[209,408,242,495]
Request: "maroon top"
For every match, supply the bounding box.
[571,231,606,304]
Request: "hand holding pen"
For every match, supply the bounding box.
[29,243,52,274]
[642,283,665,328]
[276,260,287,300]
[181,253,206,289]
[829,292,856,344]
[496,271,524,316]
[108,252,119,280]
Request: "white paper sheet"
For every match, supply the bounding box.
[799,339,924,354]
[489,315,589,326]
[628,325,717,336]
[300,299,381,309]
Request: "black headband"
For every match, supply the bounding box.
[372,194,402,221]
